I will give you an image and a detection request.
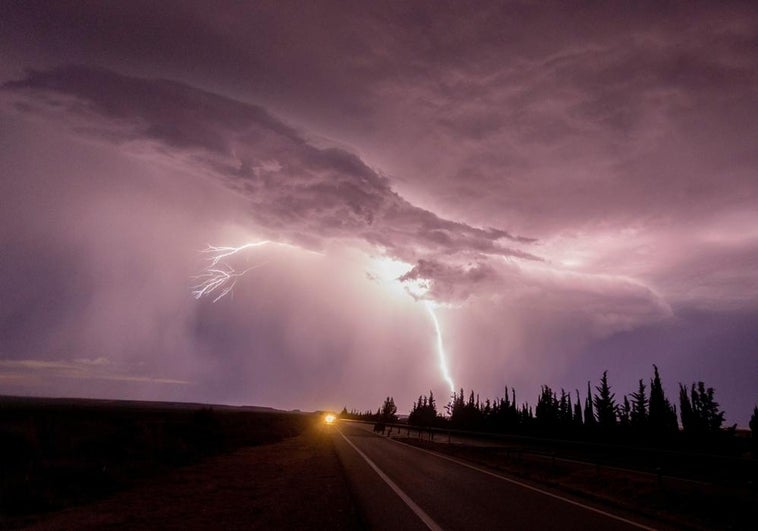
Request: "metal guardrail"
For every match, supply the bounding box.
[341,418,758,486]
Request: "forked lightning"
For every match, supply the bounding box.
[193,242,455,393]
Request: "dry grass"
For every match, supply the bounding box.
[18,423,361,530]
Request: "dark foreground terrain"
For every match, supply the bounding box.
[5,398,757,530]
[0,396,360,529]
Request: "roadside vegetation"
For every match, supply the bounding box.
[342,366,758,528]
[344,365,758,452]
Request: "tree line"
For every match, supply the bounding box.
[343,365,758,447]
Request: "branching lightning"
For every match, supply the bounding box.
[192,263,264,302]
[194,245,457,397]
[202,241,273,267]
[192,241,322,303]
[192,242,273,303]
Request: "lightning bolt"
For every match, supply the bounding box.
[192,263,264,303]
[202,241,273,267]
[425,301,455,394]
[193,244,457,400]
[191,242,272,302]
[192,241,322,303]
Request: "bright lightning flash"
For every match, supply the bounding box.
[192,262,264,302]
[193,241,323,303]
[192,241,276,302]
[369,257,456,393]
[194,247,456,396]
[425,301,456,394]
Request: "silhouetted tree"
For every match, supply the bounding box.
[573,390,583,427]
[679,384,694,432]
[583,381,596,428]
[380,396,398,423]
[558,389,573,426]
[536,385,558,429]
[489,386,520,433]
[648,365,678,436]
[630,379,648,429]
[679,382,724,434]
[618,396,631,428]
[397,365,741,444]
[409,391,439,427]
[593,371,617,429]
[750,406,758,448]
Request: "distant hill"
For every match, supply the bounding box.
[0,394,294,414]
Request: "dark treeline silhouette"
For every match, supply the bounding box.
[341,395,398,423]
[341,365,758,452]
[402,366,697,442]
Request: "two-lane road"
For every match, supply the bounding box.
[332,422,657,531]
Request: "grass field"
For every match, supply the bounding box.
[0,396,359,529]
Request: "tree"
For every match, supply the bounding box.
[593,371,617,429]
[680,382,724,434]
[380,396,398,423]
[573,390,583,426]
[536,385,558,428]
[750,406,758,447]
[618,396,631,428]
[583,381,596,428]
[679,384,694,433]
[561,389,574,425]
[449,388,484,429]
[408,391,439,427]
[630,379,648,428]
[648,365,678,436]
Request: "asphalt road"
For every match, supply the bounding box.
[332,421,657,531]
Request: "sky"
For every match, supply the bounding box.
[1,1,757,424]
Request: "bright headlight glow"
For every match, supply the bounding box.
[324,414,337,424]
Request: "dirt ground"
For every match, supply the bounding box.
[19,424,362,530]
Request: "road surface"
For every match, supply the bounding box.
[332,421,658,531]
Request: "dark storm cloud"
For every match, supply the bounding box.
[2,66,537,270]
[399,258,503,303]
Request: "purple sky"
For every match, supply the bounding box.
[1,2,757,424]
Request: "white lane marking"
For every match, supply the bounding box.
[389,437,656,531]
[337,429,444,531]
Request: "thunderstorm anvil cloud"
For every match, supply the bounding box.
[3,66,539,299]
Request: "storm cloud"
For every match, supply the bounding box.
[1,2,757,424]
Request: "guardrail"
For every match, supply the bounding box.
[341,418,758,487]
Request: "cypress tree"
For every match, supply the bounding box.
[573,390,583,426]
[584,381,596,428]
[630,379,648,429]
[648,365,678,436]
[679,383,694,432]
[682,382,724,434]
[617,396,631,428]
[593,371,617,429]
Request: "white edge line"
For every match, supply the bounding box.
[337,429,444,531]
[388,436,657,531]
